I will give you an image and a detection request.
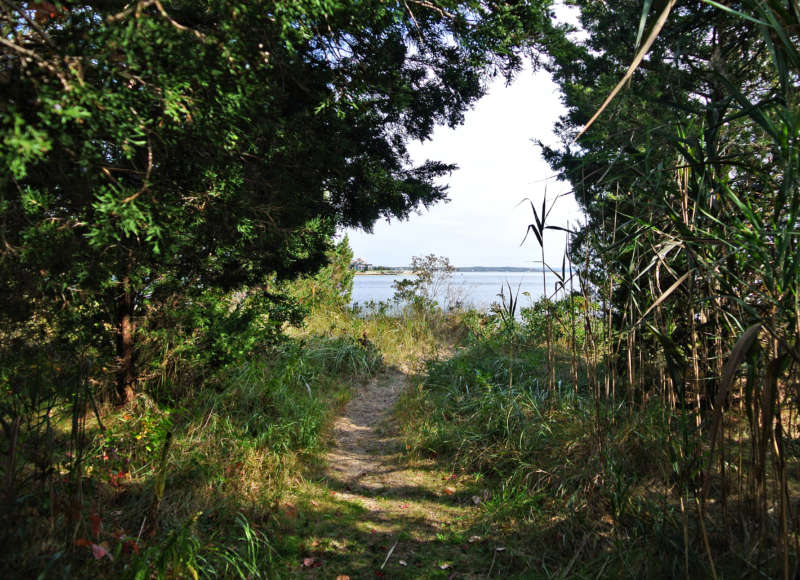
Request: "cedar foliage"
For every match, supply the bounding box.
[0,0,547,404]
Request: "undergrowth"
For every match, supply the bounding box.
[397,311,796,578]
[10,257,794,578]
[297,299,466,369]
[2,334,382,578]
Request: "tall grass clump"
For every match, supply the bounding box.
[401,253,800,579]
[398,307,705,576]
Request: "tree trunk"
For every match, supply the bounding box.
[115,273,136,404]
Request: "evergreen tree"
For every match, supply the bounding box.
[0,1,548,401]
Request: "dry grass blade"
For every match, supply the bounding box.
[573,0,677,142]
[718,323,762,407]
[634,270,690,327]
[381,539,399,569]
[703,323,762,498]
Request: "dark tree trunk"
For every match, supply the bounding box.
[115,271,136,404]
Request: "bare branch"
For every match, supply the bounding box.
[0,0,56,48]
[153,0,206,41]
[402,0,424,45]
[409,0,455,20]
[0,36,70,89]
[121,136,153,203]
[106,0,152,24]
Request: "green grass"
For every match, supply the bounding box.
[8,295,796,578]
[394,320,796,578]
[2,333,382,578]
[295,299,467,369]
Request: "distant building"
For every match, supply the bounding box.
[350,258,370,271]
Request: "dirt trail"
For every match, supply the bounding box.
[324,369,463,532]
[326,370,407,493]
[291,369,493,578]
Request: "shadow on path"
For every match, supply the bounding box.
[282,369,517,579]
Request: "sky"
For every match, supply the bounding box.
[343,62,584,269]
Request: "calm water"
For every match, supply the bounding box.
[351,271,559,311]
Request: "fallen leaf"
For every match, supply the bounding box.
[439,562,451,569]
[443,486,456,495]
[399,503,409,509]
[471,495,482,505]
[281,502,298,519]
[468,535,482,543]
[301,557,322,568]
[398,560,408,567]
[335,576,350,580]
[92,542,113,561]
[496,546,506,552]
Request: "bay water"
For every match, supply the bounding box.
[351,271,561,312]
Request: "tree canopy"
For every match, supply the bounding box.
[1,0,549,400]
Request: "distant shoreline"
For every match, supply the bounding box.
[355,266,546,275]
[355,270,413,276]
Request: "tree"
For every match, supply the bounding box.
[0,1,548,401]
[286,234,356,312]
[541,0,783,401]
[392,253,456,308]
[542,4,800,566]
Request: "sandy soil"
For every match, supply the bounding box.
[289,369,495,578]
[323,370,465,535]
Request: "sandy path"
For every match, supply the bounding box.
[290,369,493,578]
[322,370,464,535]
[326,370,405,493]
